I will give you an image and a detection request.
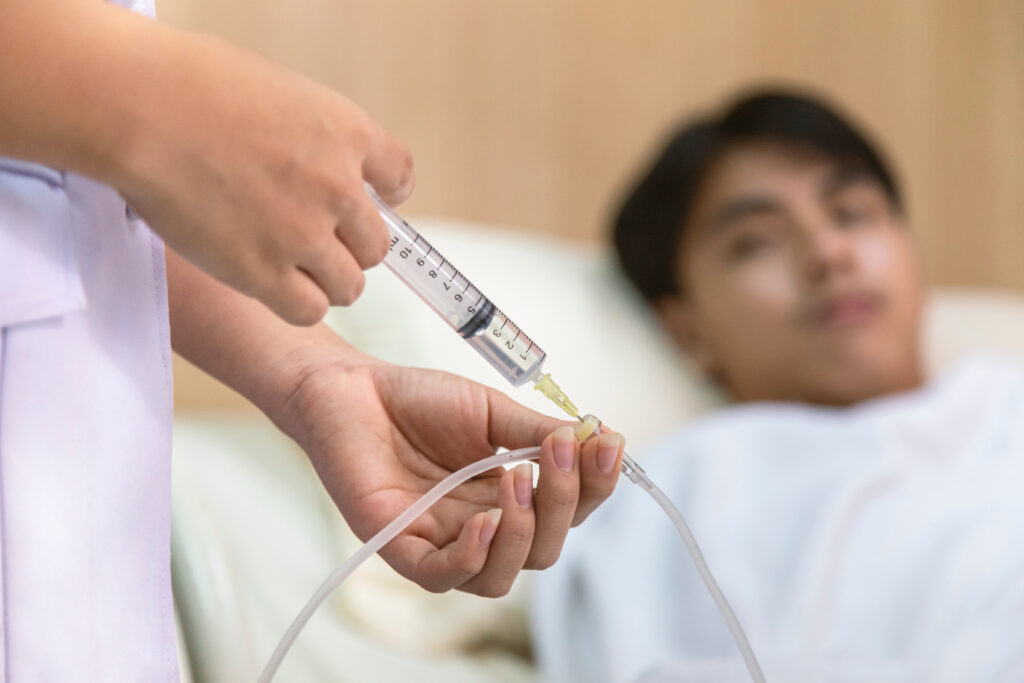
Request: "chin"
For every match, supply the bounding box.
[729,332,925,406]
[804,344,925,406]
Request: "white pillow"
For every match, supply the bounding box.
[923,288,1024,373]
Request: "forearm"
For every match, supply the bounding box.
[0,1,161,183]
[166,248,369,427]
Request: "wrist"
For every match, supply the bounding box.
[166,249,378,436]
[258,330,381,440]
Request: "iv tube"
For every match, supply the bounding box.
[257,446,542,683]
[259,427,767,683]
[619,452,766,682]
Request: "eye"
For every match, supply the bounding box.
[833,202,871,227]
[728,232,772,260]
[830,185,887,228]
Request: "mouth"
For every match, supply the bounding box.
[812,291,884,329]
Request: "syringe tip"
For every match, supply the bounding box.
[533,373,579,419]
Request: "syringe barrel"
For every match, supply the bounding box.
[369,186,547,387]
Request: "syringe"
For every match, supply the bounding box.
[368,184,579,417]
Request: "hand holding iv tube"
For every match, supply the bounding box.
[257,187,766,682]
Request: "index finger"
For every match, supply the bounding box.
[485,387,574,451]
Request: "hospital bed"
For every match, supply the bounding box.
[171,218,1024,682]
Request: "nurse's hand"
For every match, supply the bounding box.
[115,28,413,326]
[276,352,625,596]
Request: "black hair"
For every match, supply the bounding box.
[611,89,903,301]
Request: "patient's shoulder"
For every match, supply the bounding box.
[634,354,1024,486]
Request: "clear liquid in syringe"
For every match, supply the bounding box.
[368,185,547,386]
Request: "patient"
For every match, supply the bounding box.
[533,91,1024,682]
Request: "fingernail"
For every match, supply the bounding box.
[480,508,502,545]
[514,463,533,508]
[597,433,623,474]
[553,426,576,472]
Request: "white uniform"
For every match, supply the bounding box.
[0,1,178,679]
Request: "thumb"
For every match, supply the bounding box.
[362,120,415,207]
[485,387,574,450]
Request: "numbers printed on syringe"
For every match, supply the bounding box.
[389,232,482,318]
[385,221,544,382]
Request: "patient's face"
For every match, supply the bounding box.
[661,141,925,405]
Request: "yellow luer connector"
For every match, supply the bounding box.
[532,372,579,419]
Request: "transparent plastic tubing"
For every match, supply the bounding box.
[259,447,766,683]
[621,453,766,683]
[256,446,542,683]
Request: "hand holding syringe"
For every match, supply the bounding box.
[259,186,766,683]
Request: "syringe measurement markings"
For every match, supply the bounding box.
[394,233,524,348]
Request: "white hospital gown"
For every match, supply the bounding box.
[0,1,178,680]
[534,357,1024,683]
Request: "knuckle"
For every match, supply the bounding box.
[327,176,363,218]
[597,478,619,499]
[571,508,595,528]
[224,268,261,300]
[455,552,484,577]
[545,486,581,510]
[305,225,338,261]
[369,226,390,265]
[346,113,375,150]
[529,551,560,571]
[349,237,383,270]
[581,479,616,505]
[394,144,415,190]
[420,580,448,595]
[476,582,512,599]
[502,523,535,547]
[334,271,365,306]
[290,293,327,326]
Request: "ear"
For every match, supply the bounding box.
[654,296,721,376]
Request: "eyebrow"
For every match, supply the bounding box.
[818,165,878,199]
[700,166,884,236]
[702,194,783,235]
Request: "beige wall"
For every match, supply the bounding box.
[159,0,1024,412]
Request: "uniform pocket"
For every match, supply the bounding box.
[0,158,85,328]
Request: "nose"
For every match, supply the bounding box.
[799,222,855,285]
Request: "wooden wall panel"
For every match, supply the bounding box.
[155,0,1024,412]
